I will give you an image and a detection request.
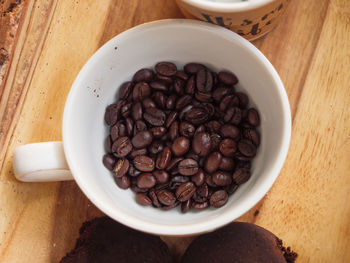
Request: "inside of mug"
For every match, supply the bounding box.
[63,20,289,235]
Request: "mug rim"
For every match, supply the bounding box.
[181,0,275,13]
[62,19,291,235]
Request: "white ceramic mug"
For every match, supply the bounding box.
[13,19,291,236]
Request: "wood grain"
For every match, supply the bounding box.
[0,0,349,262]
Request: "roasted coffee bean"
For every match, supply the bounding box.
[125,118,134,136]
[178,158,199,176]
[237,161,251,171]
[144,107,166,126]
[173,78,185,95]
[185,107,209,125]
[153,91,167,109]
[179,105,194,120]
[169,121,179,140]
[181,199,192,213]
[213,86,234,102]
[166,111,178,128]
[132,130,153,149]
[205,174,217,187]
[210,133,221,151]
[220,124,240,140]
[210,190,228,208]
[119,81,133,100]
[115,176,130,189]
[133,68,154,83]
[166,94,177,110]
[155,62,177,76]
[172,137,190,156]
[131,185,148,193]
[207,120,221,133]
[156,146,172,170]
[156,73,173,84]
[219,94,236,112]
[157,190,176,206]
[247,108,260,126]
[120,102,132,118]
[219,157,235,171]
[105,136,112,153]
[197,183,209,198]
[176,182,196,202]
[175,95,192,110]
[185,75,195,95]
[112,137,132,157]
[153,170,169,184]
[212,171,232,186]
[179,122,195,137]
[218,71,238,85]
[243,128,260,146]
[162,201,180,210]
[192,201,209,210]
[148,140,164,155]
[191,169,205,186]
[137,173,156,189]
[166,157,183,171]
[134,120,147,136]
[192,132,211,156]
[142,98,156,109]
[149,189,161,207]
[133,155,155,172]
[113,158,129,178]
[103,154,116,170]
[129,148,148,159]
[110,122,126,141]
[171,175,189,184]
[135,193,152,206]
[236,92,249,108]
[195,125,206,134]
[131,102,143,120]
[229,107,242,125]
[150,127,167,139]
[184,63,205,74]
[204,152,222,173]
[175,70,189,81]
[232,168,251,184]
[128,164,142,177]
[150,80,168,91]
[238,139,257,157]
[133,82,151,101]
[235,152,253,161]
[105,103,120,126]
[224,183,239,195]
[195,91,212,103]
[196,68,213,92]
[219,138,237,157]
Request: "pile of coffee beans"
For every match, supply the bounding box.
[103,62,260,212]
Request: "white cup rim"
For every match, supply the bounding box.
[62,19,291,236]
[181,0,275,12]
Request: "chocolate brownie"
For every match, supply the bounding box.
[181,222,297,263]
[59,217,172,263]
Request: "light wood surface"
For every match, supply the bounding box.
[0,0,349,262]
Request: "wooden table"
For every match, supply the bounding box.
[0,0,349,262]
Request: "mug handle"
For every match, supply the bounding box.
[13,142,74,182]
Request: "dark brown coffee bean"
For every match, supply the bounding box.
[224,183,239,195]
[191,169,205,186]
[212,171,232,186]
[133,120,147,135]
[135,193,152,206]
[149,189,161,207]
[157,190,176,206]
[166,94,177,110]
[133,68,154,83]
[162,201,180,210]
[219,94,235,112]
[133,155,155,172]
[219,157,235,171]
[155,62,177,76]
[120,102,132,118]
[115,176,130,189]
[204,152,222,173]
[142,98,156,109]
[181,199,192,213]
[132,130,153,149]
[166,157,183,171]
[173,78,185,95]
[213,86,234,102]
[128,164,142,177]
[112,137,132,157]
[131,185,148,193]
[192,132,211,156]
[179,122,195,137]
[156,73,173,84]
[207,120,221,133]
[195,91,212,103]
[166,111,178,128]
[243,128,260,146]
[156,146,172,170]
[196,68,213,92]
[172,137,190,156]
[129,148,148,159]
[148,140,164,155]
[230,107,242,125]
[105,136,112,153]
[205,175,217,187]
[220,124,240,140]
[150,127,167,139]
[185,107,209,125]
[236,92,249,108]
[184,63,205,74]
[131,102,143,120]
[185,75,195,95]
[238,139,257,157]
[179,104,194,120]
[119,81,133,100]
[133,82,151,101]
[176,182,196,202]
[192,201,208,210]
[105,103,121,126]
[210,190,228,208]
[195,125,206,134]
[113,158,129,178]
[219,138,237,157]
[169,121,179,141]
[150,80,168,91]
[235,152,253,161]
[143,107,166,126]
[210,133,221,151]
[232,168,251,184]
[103,154,116,170]
[197,183,209,198]
[125,118,134,136]
[137,173,156,189]
[247,108,260,126]
[178,158,199,176]
[111,122,126,141]
[153,92,166,109]
[218,71,238,85]
[153,170,169,184]
[175,95,192,110]
[171,175,189,184]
